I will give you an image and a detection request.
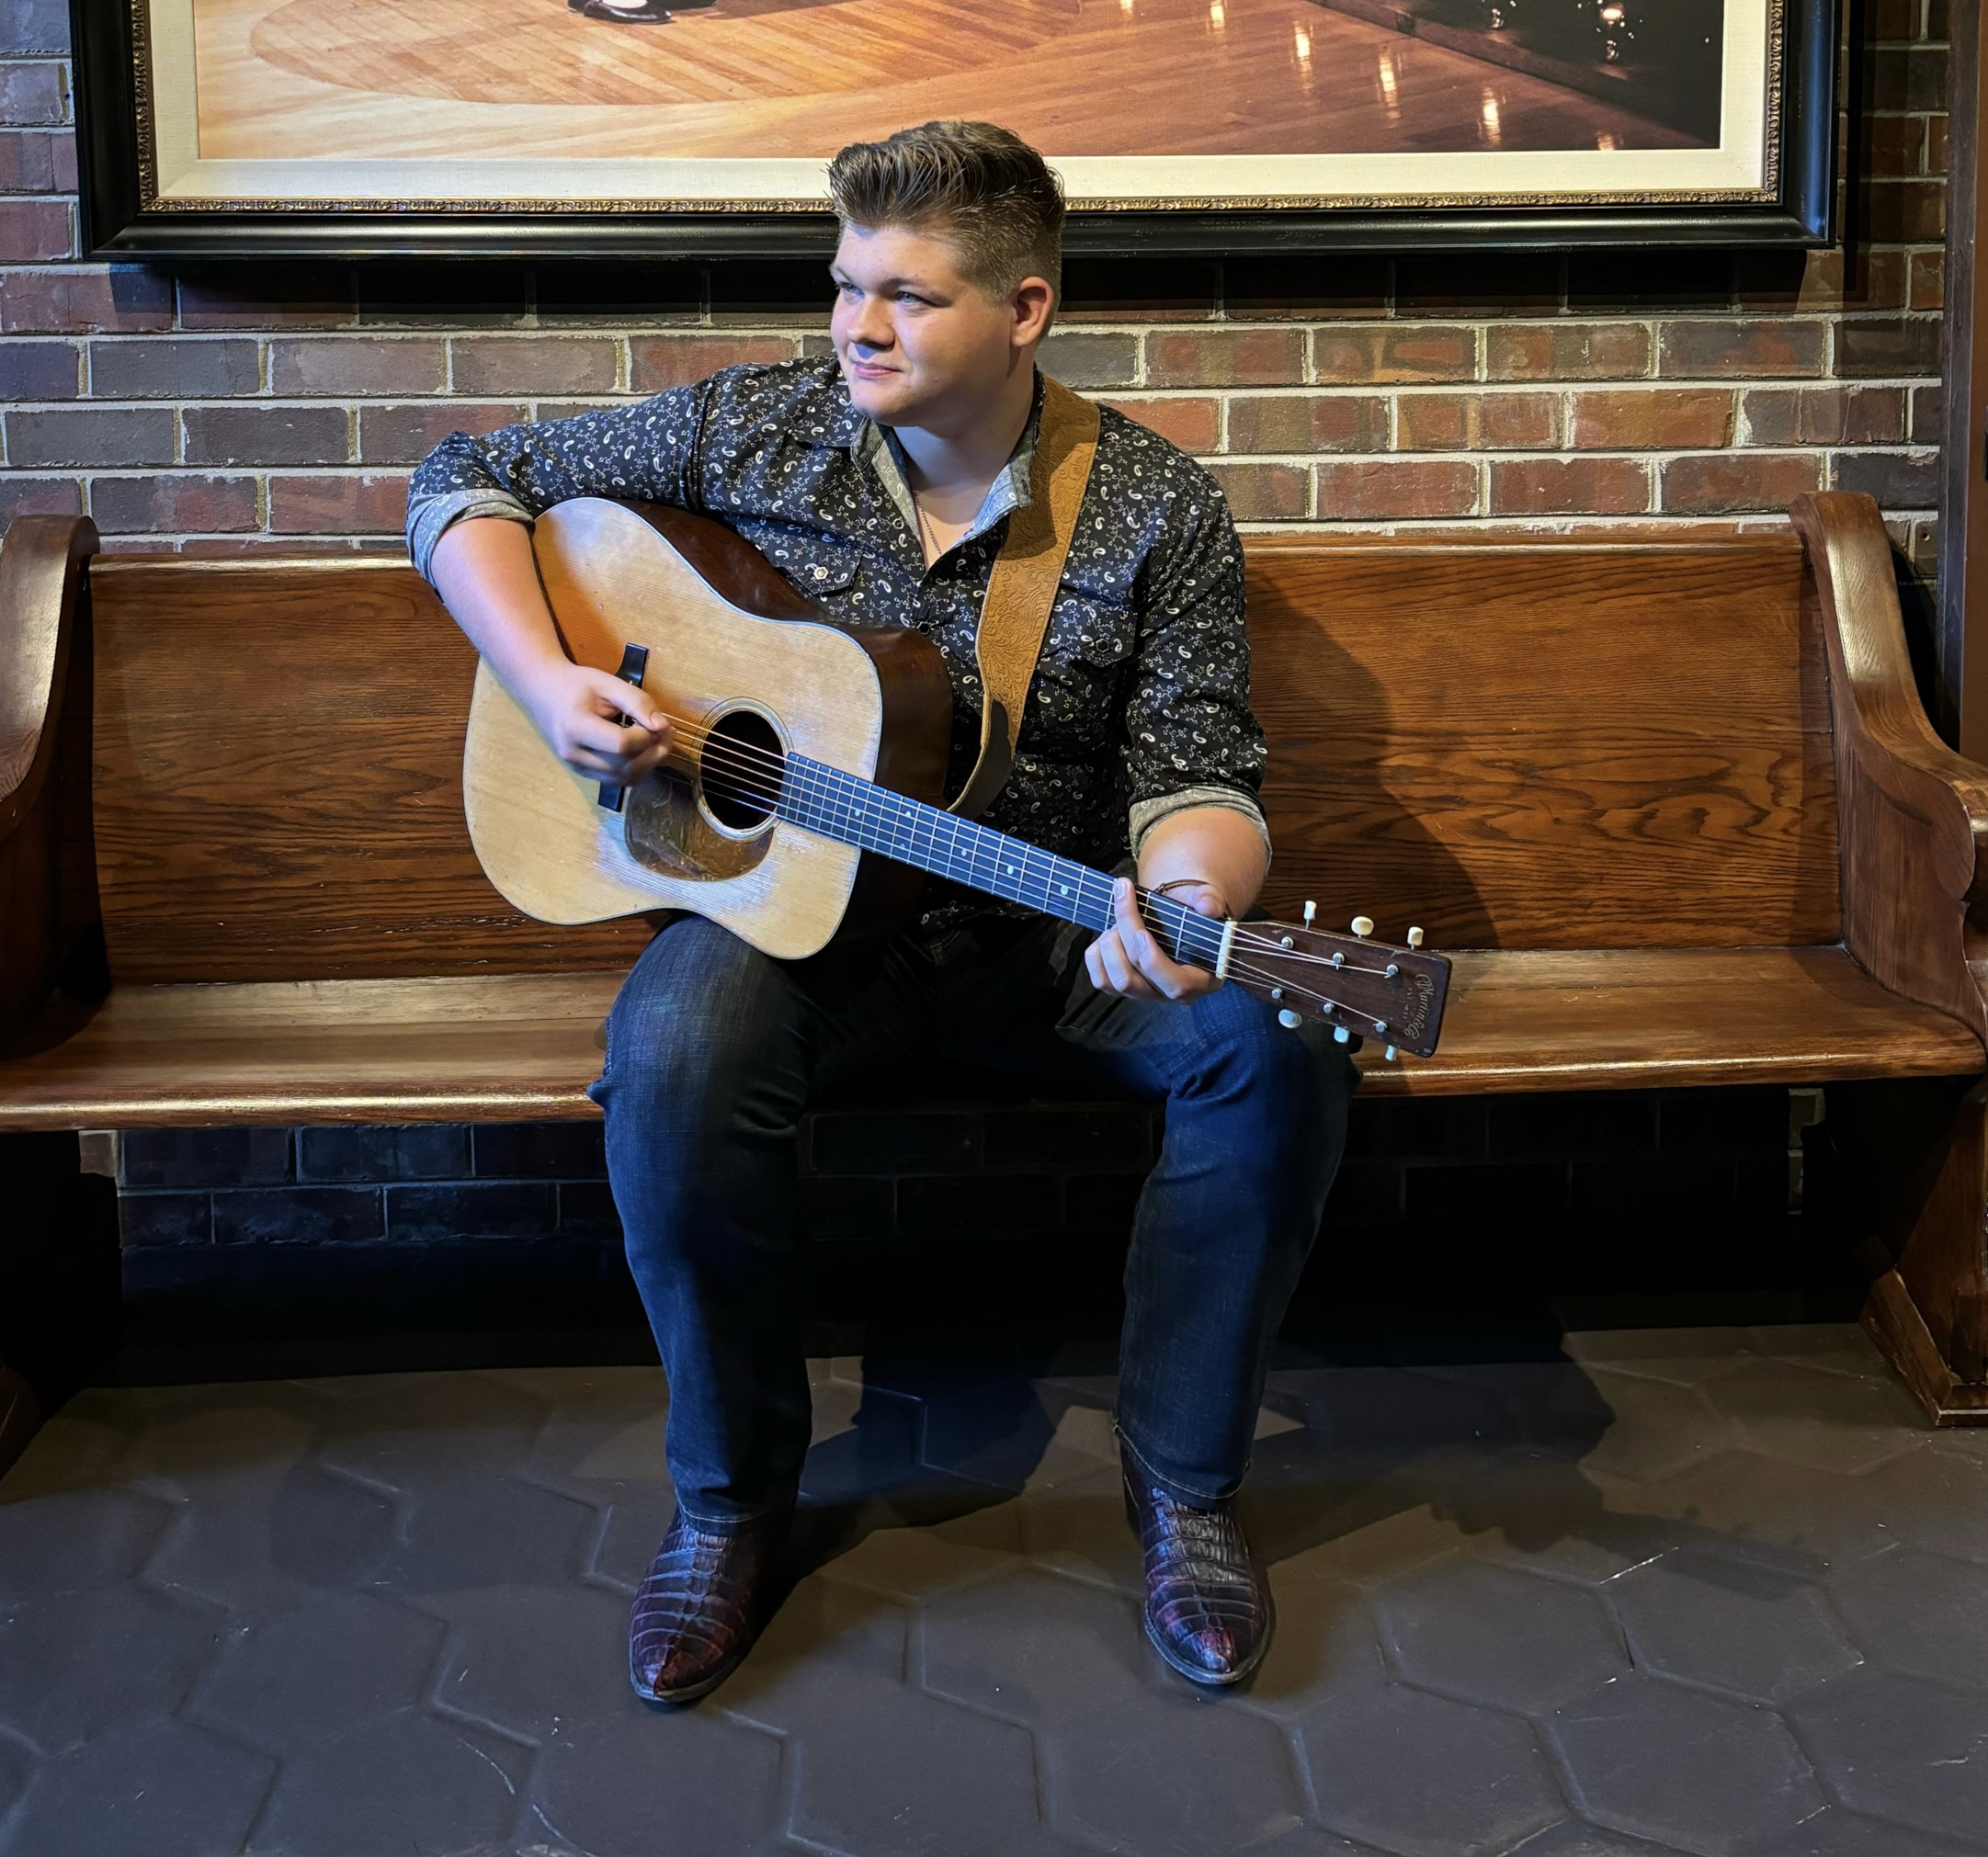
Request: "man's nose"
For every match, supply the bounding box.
[845,295,893,350]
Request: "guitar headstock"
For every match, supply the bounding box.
[1224,908,1451,1059]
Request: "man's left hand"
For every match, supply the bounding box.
[1085,877,1227,1002]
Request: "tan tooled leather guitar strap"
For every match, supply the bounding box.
[947,374,1102,821]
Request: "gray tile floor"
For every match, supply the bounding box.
[3,1325,1987,1857]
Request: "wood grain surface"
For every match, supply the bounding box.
[90,559,656,984]
[191,0,1698,164]
[1249,537,1842,952]
[0,947,1975,1130]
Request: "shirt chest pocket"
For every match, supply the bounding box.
[790,548,862,604]
[1041,594,1135,672]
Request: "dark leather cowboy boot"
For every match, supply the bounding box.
[1123,1455,1273,1686]
[628,1508,787,1704]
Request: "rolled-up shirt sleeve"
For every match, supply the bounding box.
[404,381,711,583]
[1122,480,1271,860]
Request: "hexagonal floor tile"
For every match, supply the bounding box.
[1827,1546,1988,1691]
[0,1734,32,1823]
[0,1716,273,1857]
[1301,1682,1567,1857]
[1237,1570,1388,1720]
[1044,1691,1310,1857]
[314,1376,552,1489]
[786,1670,1042,1857]
[369,1473,598,1593]
[921,1567,1150,1727]
[1372,1556,1630,1712]
[1843,1447,1988,1567]
[1700,1362,1930,1477]
[1607,1545,1862,1704]
[1548,1673,1824,1854]
[189,1591,446,1753]
[1577,1371,1737,1487]
[1743,1804,1988,1856]
[247,1707,523,1856]
[426,1580,632,1740]
[0,1584,224,1758]
[528,1704,786,1856]
[1506,1823,1694,1856]
[145,1457,399,1613]
[1787,1664,1988,1843]
[1617,1451,1901,1571]
[0,1489,176,1602]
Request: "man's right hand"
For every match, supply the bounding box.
[523,659,675,788]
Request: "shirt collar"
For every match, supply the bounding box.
[824,371,1045,553]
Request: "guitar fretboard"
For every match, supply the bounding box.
[776,753,1224,966]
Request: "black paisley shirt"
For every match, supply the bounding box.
[407,357,1267,929]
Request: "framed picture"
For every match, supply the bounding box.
[73,0,1836,256]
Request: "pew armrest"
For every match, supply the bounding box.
[1791,491,1988,1047]
[0,516,99,1033]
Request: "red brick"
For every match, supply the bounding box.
[1911,250,1944,311]
[1060,258,1221,322]
[1832,449,1938,507]
[1397,392,1559,451]
[1911,383,1942,445]
[0,193,67,259]
[0,472,79,520]
[1835,316,1942,376]
[1866,115,1926,176]
[269,337,446,397]
[1569,389,1733,449]
[89,473,258,534]
[1208,461,1308,521]
[1099,396,1219,453]
[1225,393,1388,453]
[1394,255,1561,316]
[1145,328,1305,389]
[450,336,619,397]
[1313,326,1477,385]
[1660,453,1823,515]
[358,402,529,465]
[0,0,69,55]
[1486,323,1652,381]
[1657,320,1826,378]
[1489,458,1651,516]
[0,266,171,333]
[1223,257,1389,320]
[0,124,57,187]
[1041,333,1139,390]
[1928,112,1949,173]
[628,335,797,392]
[267,472,410,535]
[1740,386,1906,446]
[0,61,62,124]
[1737,247,1906,312]
[1864,178,1947,244]
[1867,44,1948,111]
[177,264,357,330]
[1315,459,1478,520]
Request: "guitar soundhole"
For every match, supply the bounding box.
[699,706,787,836]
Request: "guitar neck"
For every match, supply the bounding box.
[778,753,1220,960]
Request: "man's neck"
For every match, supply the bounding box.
[889,364,1038,509]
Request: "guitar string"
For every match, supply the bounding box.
[619,706,1406,1015]
[592,697,1407,1023]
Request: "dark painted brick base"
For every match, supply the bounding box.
[114,1087,1802,1277]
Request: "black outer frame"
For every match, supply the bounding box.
[74,0,1838,258]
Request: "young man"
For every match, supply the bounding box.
[408,120,1351,1701]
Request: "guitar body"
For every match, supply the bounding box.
[462,498,953,958]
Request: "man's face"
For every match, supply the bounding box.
[830,222,1039,433]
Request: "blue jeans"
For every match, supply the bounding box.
[590,911,1354,1527]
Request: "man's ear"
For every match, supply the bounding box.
[1013,276,1057,349]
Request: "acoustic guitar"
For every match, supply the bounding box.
[461,498,1452,1059]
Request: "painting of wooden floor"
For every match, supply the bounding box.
[188,0,1705,164]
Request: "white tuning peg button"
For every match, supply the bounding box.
[1407,926,1425,949]
[1278,1008,1302,1030]
[1333,1025,1351,1045]
[1351,915,1373,938]
[1384,1045,1398,1061]
[1302,900,1316,928]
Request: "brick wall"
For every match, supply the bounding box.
[0,0,1952,573]
[0,0,1942,1293]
